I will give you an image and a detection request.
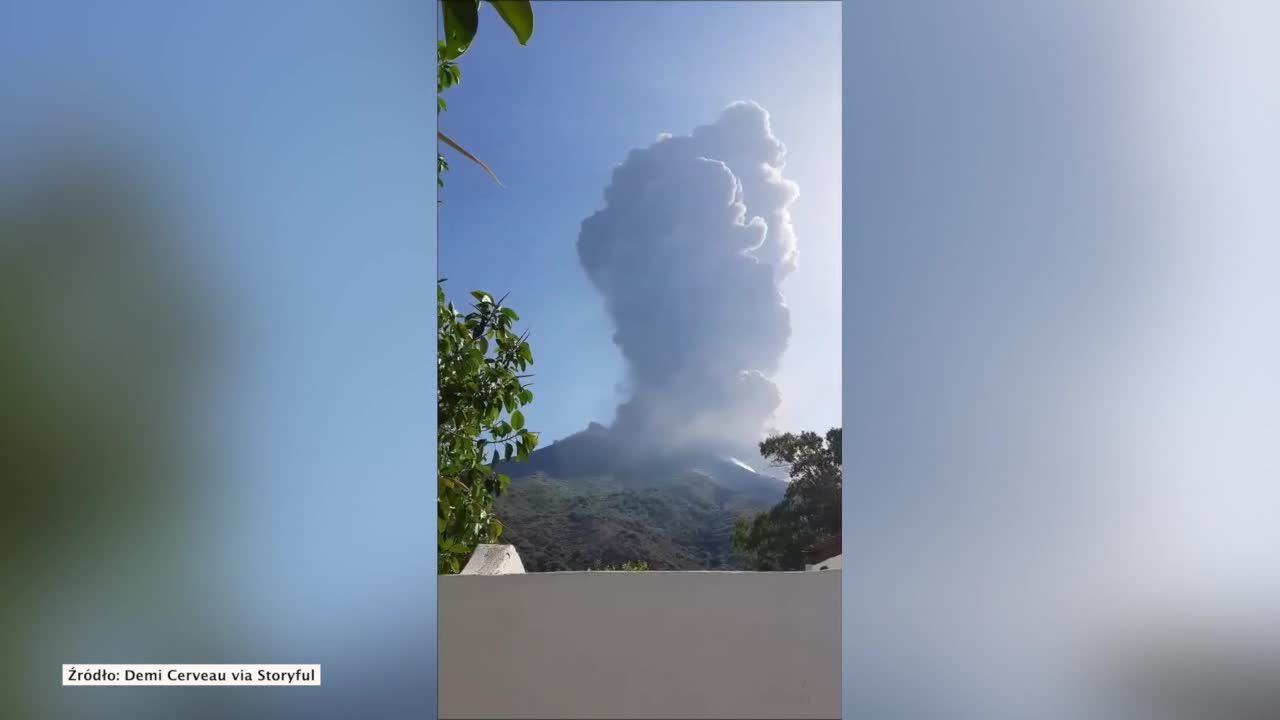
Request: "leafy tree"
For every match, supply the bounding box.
[733,428,842,570]
[435,1,540,573]
[437,283,538,573]
[437,0,534,188]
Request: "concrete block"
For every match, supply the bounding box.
[460,544,525,575]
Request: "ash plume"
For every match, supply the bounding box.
[577,102,799,459]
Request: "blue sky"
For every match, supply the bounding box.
[438,1,842,444]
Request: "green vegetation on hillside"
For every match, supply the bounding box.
[591,560,651,571]
[495,472,774,571]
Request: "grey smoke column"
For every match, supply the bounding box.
[577,102,799,457]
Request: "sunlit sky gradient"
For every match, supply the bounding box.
[439,1,842,444]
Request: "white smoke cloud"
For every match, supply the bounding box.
[577,102,799,457]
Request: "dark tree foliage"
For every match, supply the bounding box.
[733,428,842,570]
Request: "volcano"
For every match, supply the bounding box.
[493,423,786,571]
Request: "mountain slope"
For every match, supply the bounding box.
[494,425,785,571]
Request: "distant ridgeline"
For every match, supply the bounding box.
[495,423,785,571]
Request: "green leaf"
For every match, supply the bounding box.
[441,0,480,60]
[483,0,534,45]
[511,409,525,430]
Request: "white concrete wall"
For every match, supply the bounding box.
[439,570,840,719]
